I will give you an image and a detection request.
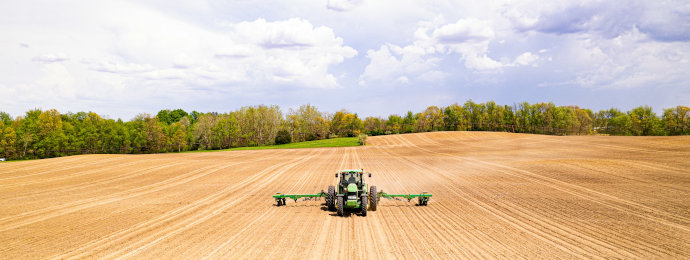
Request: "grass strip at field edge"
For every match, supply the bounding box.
[185,137,361,152]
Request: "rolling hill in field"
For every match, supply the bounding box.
[1,132,689,259]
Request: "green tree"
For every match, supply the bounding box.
[442,104,464,131]
[401,111,416,133]
[0,111,11,126]
[629,106,661,136]
[416,106,443,132]
[1,126,17,158]
[364,116,385,135]
[662,106,690,135]
[385,114,403,134]
[287,104,328,141]
[36,109,65,157]
[275,129,291,144]
[16,109,41,158]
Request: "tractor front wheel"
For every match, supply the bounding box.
[369,186,378,211]
[337,196,344,216]
[327,185,336,211]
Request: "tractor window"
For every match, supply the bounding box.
[341,172,360,185]
[348,174,356,184]
[342,172,360,185]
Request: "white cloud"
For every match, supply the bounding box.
[32,53,69,63]
[569,28,690,89]
[359,44,443,86]
[360,15,540,83]
[513,52,539,66]
[222,18,358,88]
[0,0,688,119]
[326,0,364,12]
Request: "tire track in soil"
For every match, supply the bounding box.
[308,148,350,260]
[99,149,322,259]
[363,146,505,259]
[126,148,320,258]
[0,155,95,173]
[367,152,426,259]
[0,150,291,234]
[0,156,131,183]
[385,135,685,258]
[396,133,690,229]
[366,151,462,259]
[350,147,392,260]
[3,132,688,259]
[49,149,299,259]
[4,161,187,201]
[372,144,596,258]
[399,135,680,256]
[244,149,342,260]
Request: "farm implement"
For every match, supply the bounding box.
[273,169,432,216]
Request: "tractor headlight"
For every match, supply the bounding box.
[348,194,357,200]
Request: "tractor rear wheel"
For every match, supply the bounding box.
[327,185,336,211]
[369,186,377,211]
[337,196,344,216]
[361,194,368,216]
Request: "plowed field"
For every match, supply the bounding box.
[1,132,689,259]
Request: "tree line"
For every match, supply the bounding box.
[0,101,688,160]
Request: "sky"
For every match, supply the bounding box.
[1,0,689,120]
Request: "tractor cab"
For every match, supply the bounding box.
[340,170,361,186]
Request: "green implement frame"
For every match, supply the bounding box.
[274,190,432,206]
[273,191,327,206]
[377,191,432,206]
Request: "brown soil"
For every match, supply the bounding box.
[1,132,689,259]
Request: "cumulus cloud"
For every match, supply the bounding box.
[361,16,541,83]
[221,18,357,88]
[1,0,688,119]
[507,0,690,42]
[359,44,443,86]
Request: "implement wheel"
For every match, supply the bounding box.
[361,194,368,216]
[369,186,377,211]
[327,186,336,211]
[337,196,344,216]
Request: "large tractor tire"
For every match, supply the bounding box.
[360,194,368,216]
[369,186,377,211]
[337,196,344,216]
[327,185,336,211]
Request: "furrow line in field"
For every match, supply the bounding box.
[374,145,594,258]
[397,134,690,231]
[371,146,524,258]
[418,142,680,257]
[375,154,432,259]
[50,149,298,259]
[0,155,93,173]
[385,138,673,257]
[0,156,130,183]
[203,149,340,259]
[1,150,289,233]
[260,149,338,259]
[255,150,336,259]
[104,150,321,259]
[5,161,187,201]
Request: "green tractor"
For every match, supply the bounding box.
[273,169,432,217]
